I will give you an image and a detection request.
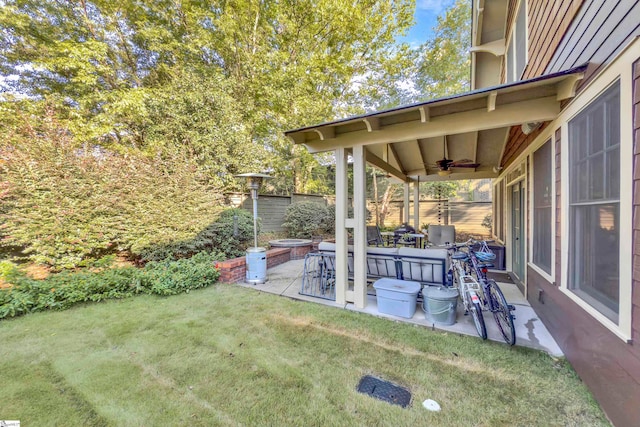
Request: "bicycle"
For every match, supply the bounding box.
[460,239,517,346]
[447,243,487,340]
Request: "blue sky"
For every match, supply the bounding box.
[398,0,453,47]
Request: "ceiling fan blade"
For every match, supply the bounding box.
[450,162,480,168]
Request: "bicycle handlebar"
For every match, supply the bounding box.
[446,238,495,250]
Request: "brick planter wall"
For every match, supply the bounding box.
[289,244,312,260]
[217,248,291,283]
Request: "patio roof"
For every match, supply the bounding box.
[285,64,587,182]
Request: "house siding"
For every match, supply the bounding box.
[503,1,639,167]
[526,55,640,427]
[502,0,583,83]
[523,0,583,79]
[527,268,640,427]
[633,59,640,346]
[497,0,640,422]
[501,122,549,169]
[546,0,640,79]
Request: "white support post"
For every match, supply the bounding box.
[413,180,420,230]
[352,145,367,309]
[403,183,410,224]
[334,148,349,305]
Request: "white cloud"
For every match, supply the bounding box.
[416,0,448,13]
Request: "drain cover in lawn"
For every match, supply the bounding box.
[356,375,411,408]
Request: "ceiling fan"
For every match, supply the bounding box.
[431,136,480,176]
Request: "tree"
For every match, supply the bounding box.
[0,0,415,193]
[413,0,471,100]
[365,0,471,110]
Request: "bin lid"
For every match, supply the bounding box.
[373,278,421,294]
[423,286,458,300]
[246,247,267,253]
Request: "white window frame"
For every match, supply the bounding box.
[558,39,637,342]
[492,177,506,244]
[505,0,528,83]
[528,137,555,283]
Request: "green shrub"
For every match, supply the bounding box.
[282,202,333,238]
[139,208,255,261]
[0,106,226,270]
[481,213,492,233]
[144,251,222,295]
[0,260,20,283]
[0,252,222,319]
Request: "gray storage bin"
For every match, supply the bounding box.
[373,278,421,319]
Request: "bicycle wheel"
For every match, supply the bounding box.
[487,280,516,345]
[465,291,487,340]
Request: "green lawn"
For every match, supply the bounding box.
[1,284,608,426]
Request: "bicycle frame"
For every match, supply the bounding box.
[466,242,499,312]
[447,245,487,339]
[463,239,517,345]
[451,257,482,307]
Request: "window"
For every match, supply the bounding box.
[506,0,527,82]
[533,140,552,274]
[568,81,620,322]
[515,0,527,79]
[506,37,515,84]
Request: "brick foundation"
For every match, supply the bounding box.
[217,247,291,283]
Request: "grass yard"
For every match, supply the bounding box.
[1,284,608,426]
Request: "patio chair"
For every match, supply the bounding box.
[427,225,455,246]
[366,225,385,246]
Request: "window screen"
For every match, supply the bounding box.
[533,140,552,274]
[568,81,620,322]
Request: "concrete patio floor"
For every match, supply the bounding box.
[236,259,563,357]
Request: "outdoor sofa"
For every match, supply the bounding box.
[316,242,449,287]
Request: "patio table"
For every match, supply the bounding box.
[396,233,426,249]
[380,231,395,246]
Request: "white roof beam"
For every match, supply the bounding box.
[312,126,335,140]
[417,139,429,175]
[487,91,497,112]
[557,73,585,100]
[405,169,497,180]
[419,106,430,123]
[302,96,560,153]
[363,117,380,132]
[388,143,405,174]
[365,149,408,182]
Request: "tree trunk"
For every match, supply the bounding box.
[378,183,399,227]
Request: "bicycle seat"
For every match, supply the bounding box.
[478,262,494,269]
[452,252,468,260]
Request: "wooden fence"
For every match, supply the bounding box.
[382,200,491,236]
[228,193,491,236]
[227,193,327,233]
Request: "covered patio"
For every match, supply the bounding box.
[237,258,562,356]
[284,65,586,310]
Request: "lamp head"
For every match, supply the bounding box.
[235,173,272,191]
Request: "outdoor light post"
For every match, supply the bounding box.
[236,172,271,284]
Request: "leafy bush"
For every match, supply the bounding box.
[139,208,255,261]
[282,202,333,238]
[0,260,20,283]
[0,105,226,269]
[481,213,492,233]
[0,252,222,319]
